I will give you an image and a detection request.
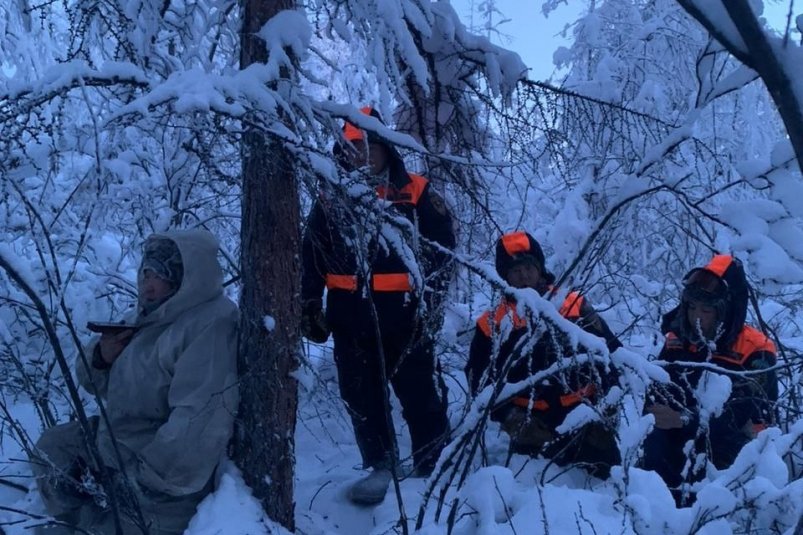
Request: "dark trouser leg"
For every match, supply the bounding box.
[388,334,449,474]
[642,428,688,489]
[502,410,554,457]
[642,427,701,505]
[547,422,620,479]
[333,332,396,469]
[709,418,749,470]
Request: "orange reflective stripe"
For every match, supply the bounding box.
[501,231,531,256]
[372,273,412,292]
[705,255,733,277]
[559,384,597,407]
[559,291,584,319]
[326,273,412,292]
[712,353,749,366]
[325,274,358,291]
[512,396,550,412]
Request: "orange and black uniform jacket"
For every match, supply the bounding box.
[651,327,777,468]
[652,254,778,467]
[465,291,622,428]
[301,157,455,338]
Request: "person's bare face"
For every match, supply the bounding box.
[505,262,542,290]
[138,270,175,307]
[686,299,719,339]
[348,140,389,176]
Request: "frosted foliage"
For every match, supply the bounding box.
[329,0,524,100]
[257,10,312,80]
[2,0,803,533]
[694,371,731,427]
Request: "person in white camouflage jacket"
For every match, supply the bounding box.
[31,229,239,534]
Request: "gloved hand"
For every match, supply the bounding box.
[301,301,330,343]
[646,404,685,429]
[582,421,615,446]
[61,455,98,500]
[99,468,148,514]
[501,407,554,448]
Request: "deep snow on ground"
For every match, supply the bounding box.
[1,333,801,534]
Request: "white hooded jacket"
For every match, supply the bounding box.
[78,229,239,497]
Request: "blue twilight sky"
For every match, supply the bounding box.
[450,1,800,82]
[450,0,581,81]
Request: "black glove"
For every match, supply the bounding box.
[301,301,330,343]
[501,407,554,447]
[98,468,148,514]
[60,456,97,500]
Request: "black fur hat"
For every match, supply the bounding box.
[495,231,554,284]
[661,254,749,351]
[333,106,403,174]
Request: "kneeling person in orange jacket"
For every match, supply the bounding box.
[642,255,778,506]
[465,231,622,477]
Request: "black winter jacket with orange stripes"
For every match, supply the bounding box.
[651,255,778,465]
[651,327,777,442]
[465,291,622,428]
[645,255,778,468]
[302,156,455,339]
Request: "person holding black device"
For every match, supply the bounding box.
[31,229,239,534]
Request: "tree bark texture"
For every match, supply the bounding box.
[235,0,300,530]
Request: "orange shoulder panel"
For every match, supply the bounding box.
[558,291,584,319]
[733,325,776,357]
[714,325,776,366]
[478,301,528,337]
[495,301,527,331]
[477,311,493,338]
[404,173,429,205]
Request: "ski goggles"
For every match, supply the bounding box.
[682,268,728,303]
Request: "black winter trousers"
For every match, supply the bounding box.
[642,427,704,506]
[643,424,748,505]
[332,329,449,473]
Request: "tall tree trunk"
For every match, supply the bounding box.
[235,0,299,529]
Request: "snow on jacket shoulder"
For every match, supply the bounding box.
[77,229,239,497]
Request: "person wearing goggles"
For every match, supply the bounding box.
[642,254,778,506]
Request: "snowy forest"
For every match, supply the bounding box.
[1,0,803,533]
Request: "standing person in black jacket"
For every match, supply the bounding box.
[465,231,622,478]
[301,106,455,505]
[643,254,778,506]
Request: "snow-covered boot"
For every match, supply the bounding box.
[348,468,392,505]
